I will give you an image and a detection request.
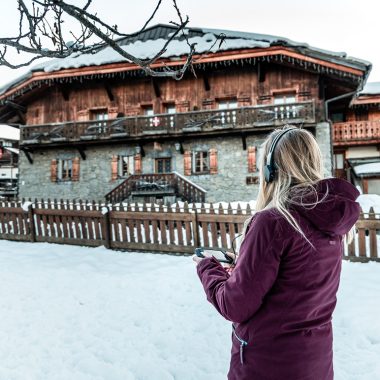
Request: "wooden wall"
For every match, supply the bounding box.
[25,64,322,125]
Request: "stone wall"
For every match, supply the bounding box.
[18,126,330,202]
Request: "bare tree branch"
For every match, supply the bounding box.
[0,0,211,79]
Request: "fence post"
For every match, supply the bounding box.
[28,204,36,243]
[191,207,199,247]
[102,206,111,249]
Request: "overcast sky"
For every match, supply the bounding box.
[0,0,379,88]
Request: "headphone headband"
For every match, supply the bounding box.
[264,127,298,183]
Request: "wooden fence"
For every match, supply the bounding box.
[0,199,379,261]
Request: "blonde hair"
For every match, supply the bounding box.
[240,125,354,251]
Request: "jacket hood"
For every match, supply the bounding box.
[289,177,361,236]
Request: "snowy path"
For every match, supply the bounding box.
[0,241,378,380]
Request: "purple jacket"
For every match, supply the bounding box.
[197,178,360,380]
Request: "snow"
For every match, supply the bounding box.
[359,81,380,95]
[21,201,33,212]
[357,193,380,214]
[0,124,20,141]
[0,240,378,380]
[354,162,380,175]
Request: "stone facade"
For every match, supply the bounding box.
[19,127,328,202]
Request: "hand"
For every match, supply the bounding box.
[192,254,203,266]
[222,251,236,274]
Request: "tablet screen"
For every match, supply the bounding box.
[202,249,226,261]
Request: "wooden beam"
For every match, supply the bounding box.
[258,62,266,83]
[22,149,33,164]
[241,134,247,150]
[152,79,161,98]
[76,146,86,160]
[59,85,70,101]
[104,83,114,101]
[203,75,210,91]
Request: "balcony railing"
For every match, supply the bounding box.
[105,172,207,204]
[21,100,315,146]
[333,121,380,145]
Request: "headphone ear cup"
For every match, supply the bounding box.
[264,165,273,183]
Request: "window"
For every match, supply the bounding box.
[273,94,296,104]
[90,109,108,133]
[331,113,345,123]
[155,158,172,173]
[119,156,134,177]
[58,159,73,181]
[333,153,344,169]
[273,93,297,119]
[217,99,238,110]
[192,151,209,174]
[165,104,176,114]
[143,106,154,116]
[354,108,368,121]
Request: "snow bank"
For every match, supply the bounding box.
[0,240,378,380]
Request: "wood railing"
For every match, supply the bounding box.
[20,101,315,146]
[333,120,380,145]
[0,199,378,261]
[105,172,207,204]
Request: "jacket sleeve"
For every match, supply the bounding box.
[196,212,284,324]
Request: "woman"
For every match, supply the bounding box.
[193,125,361,380]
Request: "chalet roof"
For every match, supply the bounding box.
[0,24,371,99]
[348,157,380,178]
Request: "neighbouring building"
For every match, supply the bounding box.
[332,82,380,194]
[0,124,19,199]
[0,24,371,203]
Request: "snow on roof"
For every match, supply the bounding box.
[354,162,380,176]
[359,82,380,95]
[0,125,20,141]
[0,24,371,96]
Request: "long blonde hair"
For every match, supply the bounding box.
[240,125,354,250]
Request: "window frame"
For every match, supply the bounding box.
[155,157,172,174]
[192,151,210,175]
[58,159,73,182]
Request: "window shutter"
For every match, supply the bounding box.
[184,151,191,176]
[134,153,142,174]
[111,155,118,180]
[209,148,218,174]
[248,146,257,172]
[51,159,57,182]
[72,157,80,181]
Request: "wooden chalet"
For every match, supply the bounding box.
[332,82,380,193]
[0,24,371,203]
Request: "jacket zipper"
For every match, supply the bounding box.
[232,324,248,364]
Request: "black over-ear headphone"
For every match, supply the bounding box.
[264,126,298,183]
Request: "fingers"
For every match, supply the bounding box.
[192,254,203,265]
[225,251,236,263]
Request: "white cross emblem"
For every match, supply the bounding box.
[152,116,160,127]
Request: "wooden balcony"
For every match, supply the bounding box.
[20,101,315,147]
[333,121,380,146]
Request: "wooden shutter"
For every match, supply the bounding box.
[111,155,118,181]
[51,159,57,182]
[184,151,191,176]
[134,153,142,174]
[209,148,218,174]
[248,146,257,173]
[72,157,80,181]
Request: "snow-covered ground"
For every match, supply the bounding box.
[0,241,378,380]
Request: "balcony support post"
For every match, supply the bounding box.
[76,146,86,160]
[21,148,33,164]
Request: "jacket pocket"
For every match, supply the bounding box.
[232,323,248,364]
